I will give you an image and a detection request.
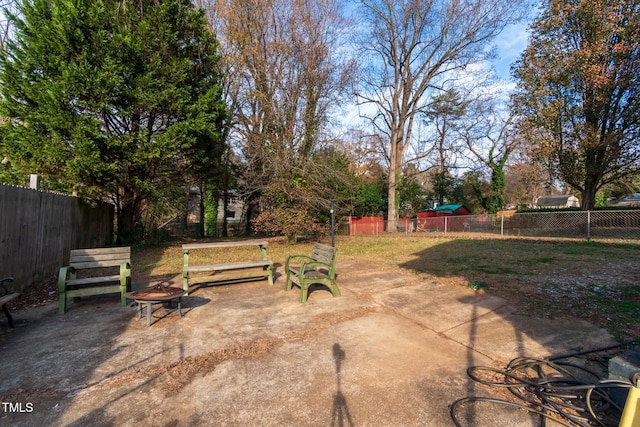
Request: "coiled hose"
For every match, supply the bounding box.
[450,341,639,427]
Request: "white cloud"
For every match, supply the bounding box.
[491,22,532,80]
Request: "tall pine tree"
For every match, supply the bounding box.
[0,0,227,242]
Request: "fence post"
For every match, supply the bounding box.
[587,211,591,241]
[330,201,335,247]
[501,215,504,236]
[444,217,448,233]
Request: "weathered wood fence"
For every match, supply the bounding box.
[0,184,114,292]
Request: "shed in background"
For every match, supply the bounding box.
[535,195,580,208]
[416,204,471,232]
[418,204,471,218]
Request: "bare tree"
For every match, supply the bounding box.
[460,96,521,213]
[203,0,356,238]
[0,0,17,50]
[355,0,527,230]
[504,157,548,208]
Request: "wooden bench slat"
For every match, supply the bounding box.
[70,247,131,257]
[70,260,129,269]
[0,293,19,305]
[66,275,122,286]
[66,285,122,298]
[70,248,131,268]
[182,240,268,250]
[311,254,333,265]
[287,267,328,280]
[189,270,270,284]
[184,260,273,273]
[71,254,130,262]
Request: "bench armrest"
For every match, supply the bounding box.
[0,277,14,296]
[285,254,314,271]
[120,261,132,276]
[58,266,69,294]
[299,261,333,278]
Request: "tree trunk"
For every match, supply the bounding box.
[387,134,399,232]
[387,172,397,232]
[244,194,256,236]
[199,181,206,238]
[488,166,506,214]
[222,190,229,238]
[581,179,598,211]
[117,188,141,244]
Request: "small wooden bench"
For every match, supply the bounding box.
[285,243,340,303]
[1,277,19,328]
[58,247,131,314]
[182,240,274,294]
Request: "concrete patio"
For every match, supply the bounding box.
[0,257,619,426]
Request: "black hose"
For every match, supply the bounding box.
[450,342,637,426]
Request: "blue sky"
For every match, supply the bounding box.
[491,21,531,81]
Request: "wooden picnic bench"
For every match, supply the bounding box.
[182,240,274,294]
[1,277,19,328]
[58,247,131,314]
[285,243,340,303]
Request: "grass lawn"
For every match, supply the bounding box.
[131,234,640,341]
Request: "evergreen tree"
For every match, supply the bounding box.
[0,0,227,242]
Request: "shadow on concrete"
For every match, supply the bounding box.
[398,238,620,426]
[0,299,135,425]
[0,257,206,426]
[331,343,354,427]
[453,295,532,426]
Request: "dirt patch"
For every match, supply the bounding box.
[83,306,379,396]
[7,277,58,312]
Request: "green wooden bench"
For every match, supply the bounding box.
[182,240,274,294]
[58,247,131,314]
[285,243,340,303]
[0,277,19,328]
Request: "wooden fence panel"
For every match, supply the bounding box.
[0,184,114,292]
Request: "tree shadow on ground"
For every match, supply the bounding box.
[0,266,210,426]
[399,238,626,426]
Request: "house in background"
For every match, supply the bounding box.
[608,193,640,207]
[535,195,580,208]
[172,188,247,237]
[217,190,246,235]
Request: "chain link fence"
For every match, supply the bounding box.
[346,211,640,241]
